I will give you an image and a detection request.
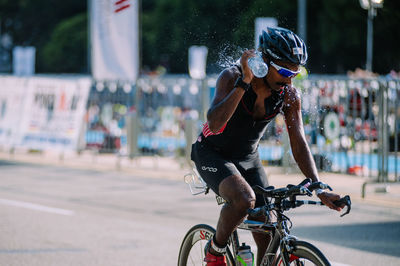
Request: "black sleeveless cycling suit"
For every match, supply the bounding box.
[191,66,286,207]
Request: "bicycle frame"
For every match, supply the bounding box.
[230,210,296,266]
[185,170,295,265]
[183,170,349,266]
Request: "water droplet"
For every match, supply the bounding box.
[216,44,245,68]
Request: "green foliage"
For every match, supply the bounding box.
[0,0,86,72]
[307,0,366,73]
[143,0,400,74]
[1,0,399,74]
[373,0,400,73]
[42,13,87,73]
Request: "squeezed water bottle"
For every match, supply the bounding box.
[247,52,268,78]
[236,243,254,266]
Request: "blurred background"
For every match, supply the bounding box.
[0,0,400,182]
[1,1,400,265]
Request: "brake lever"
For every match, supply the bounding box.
[309,182,333,192]
[299,186,313,196]
[333,195,351,217]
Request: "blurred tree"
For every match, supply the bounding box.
[142,0,400,74]
[42,13,87,73]
[373,0,400,73]
[145,0,248,74]
[0,0,86,72]
[307,0,366,73]
[0,0,399,74]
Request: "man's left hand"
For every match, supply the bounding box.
[318,192,342,211]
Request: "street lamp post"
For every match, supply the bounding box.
[359,0,384,72]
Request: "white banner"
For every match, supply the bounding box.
[255,17,278,48]
[188,46,208,80]
[0,76,28,148]
[90,0,139,81]
[16,77,91,151]
[12,46,36,76]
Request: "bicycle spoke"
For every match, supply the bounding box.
[187,240,206,265]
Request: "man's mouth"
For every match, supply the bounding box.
[276,83,287,90]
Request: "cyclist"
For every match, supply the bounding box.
[190,27,343,266]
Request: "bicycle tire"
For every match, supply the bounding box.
[274,240,331,266]
[178,224,235,266]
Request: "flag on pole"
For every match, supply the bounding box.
[90,0,139,81]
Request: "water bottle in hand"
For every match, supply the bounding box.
[248,52,268,78]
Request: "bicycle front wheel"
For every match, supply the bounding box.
[177,224,235,266]
[275,240,331,266]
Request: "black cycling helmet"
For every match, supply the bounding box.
[259,27,308,66]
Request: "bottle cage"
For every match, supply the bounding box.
[184,167,227,205]
[184,168,208,195]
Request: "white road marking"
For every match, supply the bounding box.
[332,262,352,266]
[0,198,74,216]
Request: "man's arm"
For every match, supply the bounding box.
[283,86,319,182]
[283,86,342,211]
[207,50,255,133]
[207,68,245,133]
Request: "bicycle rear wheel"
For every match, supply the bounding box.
[178,224,235,266]
[275,241,330,266]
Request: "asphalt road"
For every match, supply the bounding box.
[0,160,399,266]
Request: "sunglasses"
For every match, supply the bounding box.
[270,61,301,78]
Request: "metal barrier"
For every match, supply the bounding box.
[294,77,399,182]
[85,75,399,183]
[85,75,215,160]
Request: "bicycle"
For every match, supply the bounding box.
[178,170,351,266]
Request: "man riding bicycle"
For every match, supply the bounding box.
[190,27,344,266]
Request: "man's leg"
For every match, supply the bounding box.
[212,174,256,251]
[236,156,271,265]
[249,216,271,266]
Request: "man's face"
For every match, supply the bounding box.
[263,56,300,91]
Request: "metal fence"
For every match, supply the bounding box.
[85,74,400,182]
[85,75,211,157]
[295,77,400,182]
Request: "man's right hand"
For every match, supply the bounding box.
[239,50,256,84]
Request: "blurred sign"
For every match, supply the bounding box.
[0,76,91,151]
[0,76,27,148]
[90,0,139,81]
[322,112,340,140]
[12,46,36,76]
[254,17,278,48]
[18,77,91,151]
[188,46,208,79]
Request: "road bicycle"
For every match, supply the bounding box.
[178,170,351,266]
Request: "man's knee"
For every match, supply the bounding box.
[219,175,256,213]
[233,192,256,213]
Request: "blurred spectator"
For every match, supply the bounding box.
[347,68,379,79]
[386,69,400,79]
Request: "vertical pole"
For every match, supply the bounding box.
[201,78,209,122]
[383,84,389,182]
[282,124,291,171]
[0,18,2,72]
[297,0,307,44]
[395,82,399,181]
[366,8,375,72]
[138,0,143,74]
[378,83,389,182]
[184,119,196,165]
[87,0,91,75]
[368,84,373,177]
[126,109,139,159]
[378,85,383,182]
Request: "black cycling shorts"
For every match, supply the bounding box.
[191,139,269,207]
